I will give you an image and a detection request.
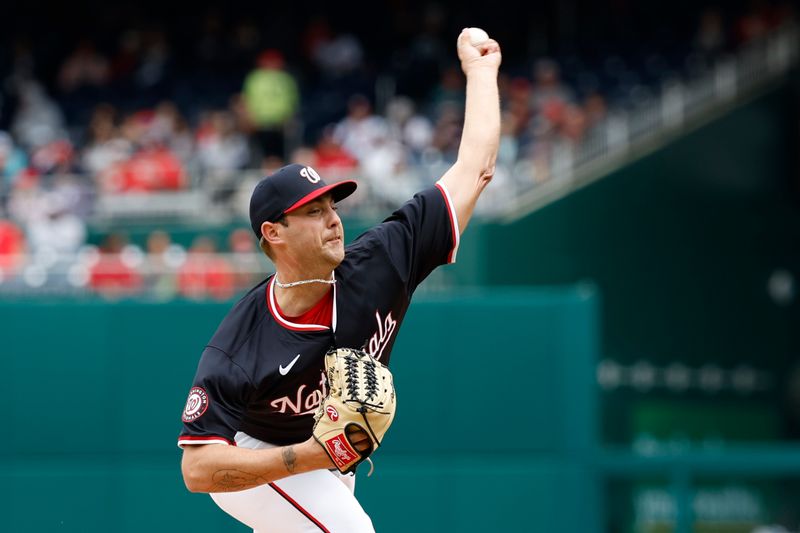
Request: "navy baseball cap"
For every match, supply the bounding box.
[249,164,357,238]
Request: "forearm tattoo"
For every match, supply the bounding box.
[211,470,267,492]
[282,446,297,473]
[207,446,297,491]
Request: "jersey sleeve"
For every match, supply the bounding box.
[369,182,460,293]
[177,346,252,447]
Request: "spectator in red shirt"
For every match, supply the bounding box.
[89,233,143,297]
[177,236,235,301]
[113,145,186,191]
[0,218,26,280]
[99,111,187,193]
[314,125,358,178]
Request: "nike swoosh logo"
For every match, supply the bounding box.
[279,354,302,376]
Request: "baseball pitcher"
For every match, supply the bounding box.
[178,29,502,532]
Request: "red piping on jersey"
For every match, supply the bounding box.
[266,276,332,332]
[435,182,460,263]
[277,286,333,327]
[269,482,331,533]
[177,435,236,446]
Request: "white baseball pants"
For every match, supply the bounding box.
[209,432,375,533]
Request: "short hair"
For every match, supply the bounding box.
[258,216,288,260]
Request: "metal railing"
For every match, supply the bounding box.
[504,22,799,219]
[0,250,273,300]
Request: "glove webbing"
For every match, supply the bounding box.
[343,356,383,447]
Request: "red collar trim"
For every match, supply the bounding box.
[265,276,336,332]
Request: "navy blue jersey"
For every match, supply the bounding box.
[178,184,459,447]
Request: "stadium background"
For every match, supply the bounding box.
[1,1,799,531]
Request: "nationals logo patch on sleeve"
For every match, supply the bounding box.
[182,387,210,422]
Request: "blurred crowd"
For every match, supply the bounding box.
[83,228,266,301]
[0,1,795,299]
[0,222,268,300]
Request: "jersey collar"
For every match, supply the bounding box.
[266,274,337,332]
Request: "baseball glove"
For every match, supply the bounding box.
[312,347,396,474]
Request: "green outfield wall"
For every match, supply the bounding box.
[0,286,600,532]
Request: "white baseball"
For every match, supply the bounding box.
[467,27,490,46]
